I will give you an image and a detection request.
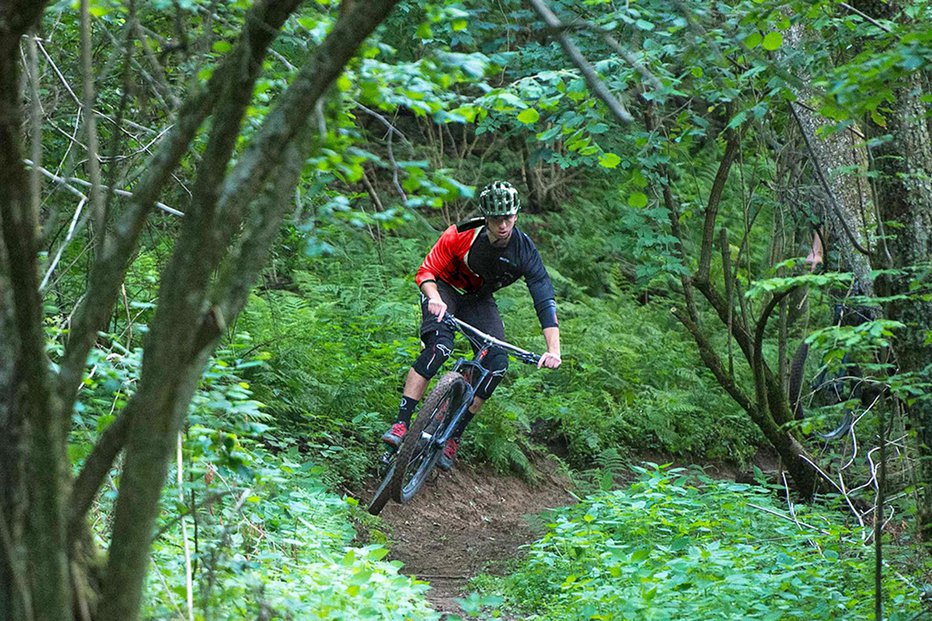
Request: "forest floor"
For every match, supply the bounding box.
[361,453,576,618]
[358,449,778,618]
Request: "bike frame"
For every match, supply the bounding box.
[368,313,542,514]
[426,314,541,452]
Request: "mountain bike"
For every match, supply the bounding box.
[788,300,879,440]
[367,314,542,515]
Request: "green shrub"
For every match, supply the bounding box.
[482,465,923,620]
[69,334,437,620]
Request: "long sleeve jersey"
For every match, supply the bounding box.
[415,218,558,329]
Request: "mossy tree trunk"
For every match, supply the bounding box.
[853,0,932,546]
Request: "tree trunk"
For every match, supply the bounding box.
[853,0,932,545]
[1,4,68,618]
[95,3,402,619]
[785,24,876,295]
[865,72,932,541]
[2,1,403,619]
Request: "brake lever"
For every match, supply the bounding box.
[519,352,542,366]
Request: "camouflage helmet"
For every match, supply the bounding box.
[478,180,521,217]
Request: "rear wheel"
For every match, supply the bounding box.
[391,372,467,504]
[788,341,861,440]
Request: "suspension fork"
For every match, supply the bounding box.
[432,356,488,447]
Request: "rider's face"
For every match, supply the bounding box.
[485,214,517,247]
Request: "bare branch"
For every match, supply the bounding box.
[788,102,872,256]
[525,0,633,125]
[697,126,740,284]
[25,160,183,217]
[672,306,757,414]
[55,0,299,422]
[838,2,893,33]
[80,0,105,243]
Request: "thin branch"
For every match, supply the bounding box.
[525,0,633,125]
[24,160,183,216]
[175,434,194,621]
[553,20,663,91]
[672,305,756,413]
[80,0,105,243]
[788,103,872,256]
[748,503,830,534]
[24,31,42,227]
[697,125,740,284]
[40,197,89,292]
[356,103,410,201]
[838,2,893,34]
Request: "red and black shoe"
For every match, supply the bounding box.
[381,422,407,448]
[438,437,459,472]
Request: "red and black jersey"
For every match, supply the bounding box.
[416,218,558,329]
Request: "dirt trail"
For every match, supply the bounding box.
[367,455,575,617]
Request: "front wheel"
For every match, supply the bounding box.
[390,372,467,504]
[367,460,396,516]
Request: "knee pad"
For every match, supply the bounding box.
[413,330,455,379]
[475,350,509,399]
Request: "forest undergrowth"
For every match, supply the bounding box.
[66,217,928,619]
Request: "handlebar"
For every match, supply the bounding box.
[441,313,542,366]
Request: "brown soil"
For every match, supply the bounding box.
[363,454,576,618]
[355,449,778,618]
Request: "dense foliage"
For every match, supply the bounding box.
[72,333,439,619]
[2,0,930,618]
[479,466,924,620]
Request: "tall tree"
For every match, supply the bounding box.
[853,0,932,541]
[0,1,402,619]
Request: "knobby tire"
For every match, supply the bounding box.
[789,342,809,421]
[367,462,395,516]
[787,340,855,440]
[390,371,467,504]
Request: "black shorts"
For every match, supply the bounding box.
[415,281,508,399]
[418,281,505,342]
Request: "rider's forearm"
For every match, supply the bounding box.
[543,326,560,357]
[419,280,441,301]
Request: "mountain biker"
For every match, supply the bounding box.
[381,180,562,471]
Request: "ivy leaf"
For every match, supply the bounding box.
[517,108,540,124]
[628,192,648,208]
[599,153,622,169]
[762,32,783,51]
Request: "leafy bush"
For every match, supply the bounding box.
[69,334,437,620]
[481,465,924,620]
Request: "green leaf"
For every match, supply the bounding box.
[452,18,468,31]
[628,192,648,208]
[762,32,783,51]
[212,40,232,53]
[744,31,763,49]
[517,108,540,125]
[726,110,748,129]
[599,153,622,169]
